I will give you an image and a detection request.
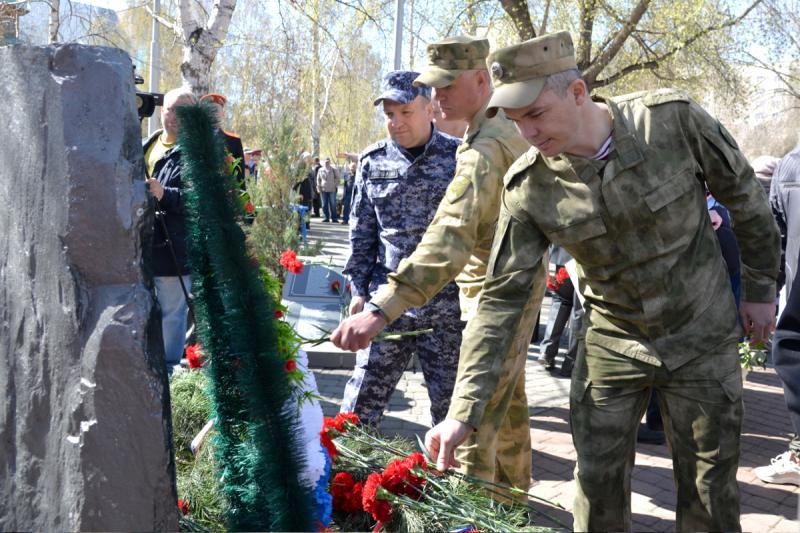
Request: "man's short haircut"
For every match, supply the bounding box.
[164,87,197,106]
[543,68,583,97]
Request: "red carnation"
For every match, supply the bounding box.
[285,359,297,372]
[185,343,203,369]
[320,425,337,458]
[331,280,341,292]
[288,258,304,274]
[555,266,570,285]
[331,472,363,514]
[338,411,359,428]
[245,201,255,214]
[546,275,559,291]
[381,459,408,494]
[177,498,189,516]
[274,309,284,319]
[279,249,297,268]
[401,452,428,496]
[347,481,364,513]
[224,154,234,165]
[362,473,392,523]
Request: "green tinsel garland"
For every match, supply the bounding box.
[176,103,314,531]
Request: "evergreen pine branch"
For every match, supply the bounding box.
[177,103,315,531]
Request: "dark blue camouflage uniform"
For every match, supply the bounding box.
[342,73,463,425]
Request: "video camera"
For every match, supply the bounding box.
[133,66,164,120]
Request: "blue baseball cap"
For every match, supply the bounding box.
[373,70,432,106]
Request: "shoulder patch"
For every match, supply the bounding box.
[360,140,387,160]
[446,175,472,203]
[641,89,691,107]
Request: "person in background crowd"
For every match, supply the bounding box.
[751,155,780,197]
[143,88,197,374]
[317,157,340,223]
[310,156,322,217]
[341,160,357,225]
[756,145,800,486]
[244,148,262,180]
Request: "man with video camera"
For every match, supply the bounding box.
[143,87,197,374]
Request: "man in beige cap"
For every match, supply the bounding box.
[424,31,780,531]
[331,35,542,495]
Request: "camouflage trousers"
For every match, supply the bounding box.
[341,308,464,426]
[455,266,546,496]
[570,331,743,532]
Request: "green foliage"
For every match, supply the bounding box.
[739,341,768,370]
[171,371,227,531]
[170,370,213,460]
[177,103,314,531]
[247,119,323,282]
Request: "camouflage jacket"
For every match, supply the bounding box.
[344,127,461,302]
[449,89,781,428]
[370,104,530,322]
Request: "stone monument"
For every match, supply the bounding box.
[283,263,355,367]
[0,44,177,530]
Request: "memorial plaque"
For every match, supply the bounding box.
[282,264,348,341]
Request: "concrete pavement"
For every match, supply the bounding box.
[306,219,799,532]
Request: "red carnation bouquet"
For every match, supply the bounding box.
[324,414,561,532]
[279,249,304,275]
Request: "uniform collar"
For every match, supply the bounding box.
[543,98,644,183]
[464,99,491,143]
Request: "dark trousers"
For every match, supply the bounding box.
[342,184,354,223]
[774,253,800,453]
[312,196,321,216]
[540,275,574,361]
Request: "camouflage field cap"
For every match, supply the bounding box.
[485,31,577,118]
[414,35,491,88]
[374,70,431,106]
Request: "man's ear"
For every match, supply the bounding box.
[571,79,588,106]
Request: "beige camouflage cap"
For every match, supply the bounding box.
[413,35,491,88]
[485,31,577,118]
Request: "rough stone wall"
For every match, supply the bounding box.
[0,44,177,531]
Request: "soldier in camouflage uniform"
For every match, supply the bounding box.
[340,71,463,426]
[425,32,781,531]
[332,36,543,493]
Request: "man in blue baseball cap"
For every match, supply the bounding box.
[339,71,464,427]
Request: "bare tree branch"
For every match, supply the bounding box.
[576,0,598,71]
[582,0,650,85]
[539,0,551,35]
[592,0,763,88]
[145,5,182,36]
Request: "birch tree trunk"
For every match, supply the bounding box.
[310,0,322,155]
[178,0,237,95]
[48,0,60,43]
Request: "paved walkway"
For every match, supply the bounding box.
[306,220,799,532]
